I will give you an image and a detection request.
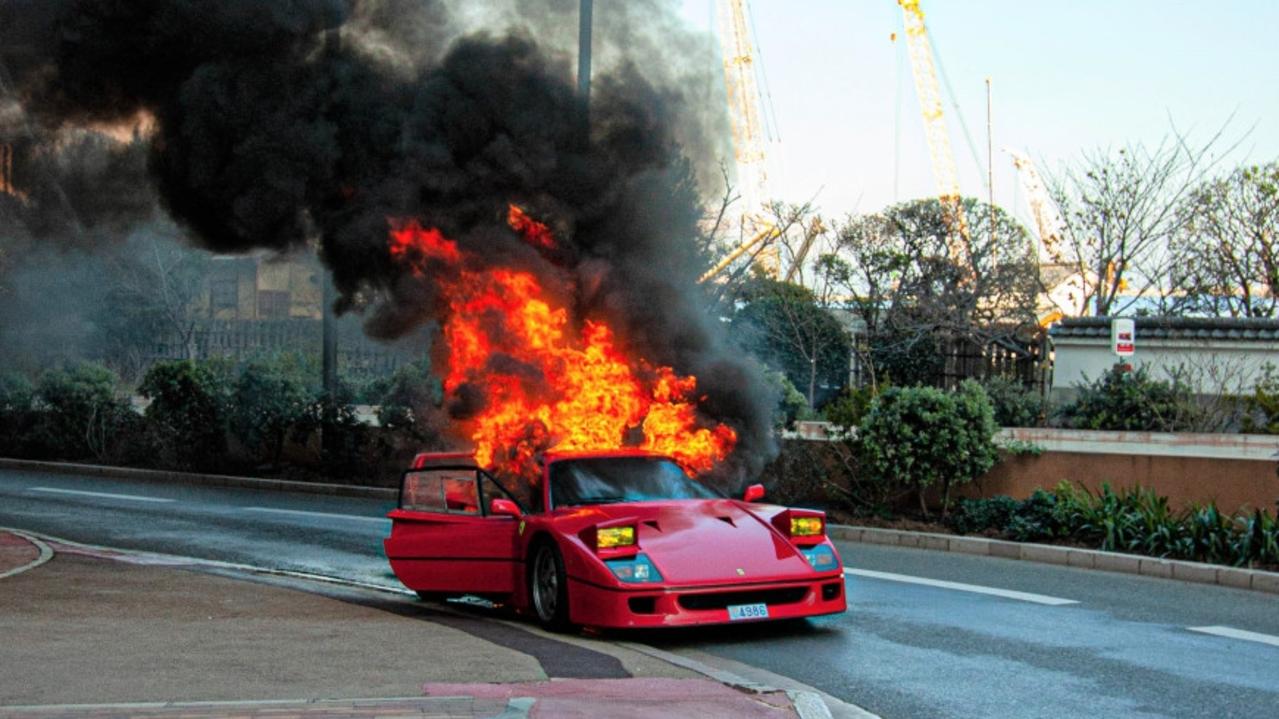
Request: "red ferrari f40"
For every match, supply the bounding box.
[384,450,847,630]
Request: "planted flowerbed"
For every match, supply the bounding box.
[943,483,1279,571]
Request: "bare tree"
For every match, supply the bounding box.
[1168,162,1279,317]
[1045,125,1240,315]
[825,197,1039,388]
[104,226,211,367]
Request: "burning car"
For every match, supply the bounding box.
[384,450,847,630]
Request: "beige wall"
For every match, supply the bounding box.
[1052,335,1279,396]
[969,450,1278,515]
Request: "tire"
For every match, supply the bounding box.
[529,540,571,631]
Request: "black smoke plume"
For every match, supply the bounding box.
[0,0,776,482]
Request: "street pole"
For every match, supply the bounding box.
[320,256,338,455]
[986,77,995,246]
[322,269,337,398]
[577,0,593,142]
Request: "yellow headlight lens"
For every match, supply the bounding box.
[597,526,636,548]
[790,516,824,537]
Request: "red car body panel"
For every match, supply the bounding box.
[384,450,847,628]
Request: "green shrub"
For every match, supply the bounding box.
[1242,364,1279,434]
[231,356,313,467]
[33,363,133,461]
[293,383,376,480]
[859,380,998,517]
[948,495,1018,534]
[822,383,885,431]
[0,372,37,456]
[1005,489,1060,542]
[1056,364,1202,432]
[138,360,230,470]
[372,361,444,439]
[980,375,1046,427]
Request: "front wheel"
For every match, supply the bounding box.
[529,541,571,631]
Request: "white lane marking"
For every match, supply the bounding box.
[1188,625,1279,649]
[28,487,175,503]
[844,568,1079,606]
[242,506,390,524]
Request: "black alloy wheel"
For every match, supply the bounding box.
[530,540,570,631]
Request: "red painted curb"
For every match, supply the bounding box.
[0,530,48,579]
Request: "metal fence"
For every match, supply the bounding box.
[849,330,1051,394]
[138,318,428,384]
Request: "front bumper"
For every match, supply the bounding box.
[566,572,847,628]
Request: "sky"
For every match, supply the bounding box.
[677,0,1279,226]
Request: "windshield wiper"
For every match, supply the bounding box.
[575,495,630,505]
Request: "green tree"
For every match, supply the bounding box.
[730,277,850,407]
[858,380,998,517]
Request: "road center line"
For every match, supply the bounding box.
[1187,625,1279,648]
[844,568,1079,606]
[242,506,390,523]
[28,487,175,503]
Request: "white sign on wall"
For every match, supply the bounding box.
[1111,318,1135,357]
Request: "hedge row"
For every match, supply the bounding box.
[0,358,445,484]
[949,483,1279,569]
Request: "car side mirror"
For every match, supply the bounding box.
[743,484,765,503]
[489,498,522,518]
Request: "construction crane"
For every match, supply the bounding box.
[698,223,781,284]
[783,215,825,283]
[714,0,780,279]
[1006,149,1065,264]
[896,0,970,265]
[1005,148,1097,325]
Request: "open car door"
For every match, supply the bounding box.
[384,458,523,598]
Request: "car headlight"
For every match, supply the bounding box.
[801,544,838,570]
[791,516,824,537]
[597,525,636,549]
[606,553,663,583]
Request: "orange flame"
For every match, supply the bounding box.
[507,204,556,250]
[388,214,736,480]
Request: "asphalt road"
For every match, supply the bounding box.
[2,468,1277,719]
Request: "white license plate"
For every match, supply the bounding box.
[727,602,769,621]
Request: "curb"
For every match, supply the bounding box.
[0,530,54,580]
[0,458,398,501]
[829,525,1279,596]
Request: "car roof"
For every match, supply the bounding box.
[410,449,675,470]
[542,449,672,463]
[410,451,478,470]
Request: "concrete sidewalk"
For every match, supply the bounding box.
[0,530,805,718]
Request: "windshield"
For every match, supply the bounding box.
[548,457,722,508]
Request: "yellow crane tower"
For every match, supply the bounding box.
[713,0,780,279]
[896,0,971,265]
